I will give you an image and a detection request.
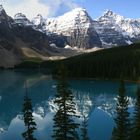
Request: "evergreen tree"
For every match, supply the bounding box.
[52,65,79,140]
[131,86,140,140]
[81,115,89,140]
[22,83,37,140]
[111,80,130,140]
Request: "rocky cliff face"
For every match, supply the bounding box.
[32,8,102,48]
[0,5,21,68]
[13,7,140,48]
[14,13,32,26]
[20,8,140,48]
[32,14,45,29]
[0,5,14,25]
[0,5,140,68]
[94,10,140,47]
[0,5,51,68]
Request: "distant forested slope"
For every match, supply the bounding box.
[17,43,140,81]
[43,43,140,80]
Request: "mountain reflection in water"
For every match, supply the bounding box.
[0,70,137,140]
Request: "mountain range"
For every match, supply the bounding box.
[14,7,140,48]
[0,5,140,68]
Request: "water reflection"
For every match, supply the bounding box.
[22,84,37,140]
[52,67,80,140]
[111,81,130,140]
[0,70,138,140]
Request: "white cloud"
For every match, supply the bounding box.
[2,0,49,19]
[2,0,79,19]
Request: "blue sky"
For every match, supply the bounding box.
[1,0,140,19]
[82,0,140,19]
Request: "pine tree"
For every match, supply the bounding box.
[131,86,140,140]
[81,115,89,140]
[22,83,37,140]
[111,80,130,140]
[52,65,79,140]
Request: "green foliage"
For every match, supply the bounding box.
[42,43,140,80]
[131,86,140,140]
[111,80,130,140]
[16,59,42,69]
[16,43,140,81]
[52,65,79,140]
[81,116,89,140]
[22,94,37,140]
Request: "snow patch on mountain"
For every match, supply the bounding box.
[32,14,45,27]
[14,13,32,26]
[92,10,139,47]
[6,6,140,49]
[45,8,92,35]
[125,40,133,45]
[94,10,140,46]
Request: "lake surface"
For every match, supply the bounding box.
[0,70,138,140]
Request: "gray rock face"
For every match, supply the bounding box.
[0,6,51,68]
[31,14,45,29]
[0,5,14,26]
[93,20,129,47]
[14,13,32,26]
[13,8,140,49]
[0,5,140,68]
[94,10,140,47]
[33,8,102,48]
[30,8,140,48]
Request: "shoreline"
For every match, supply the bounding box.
[68,77,140,84]
[0,68,140,84]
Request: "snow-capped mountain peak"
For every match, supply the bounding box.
[93,9,140,47]
[0,5,7,17]
[14,13,27,20]
[59,7,88,19]
[0,5,4,13]
[32,14,45,26]
[44,7,102,48]
[4,5,140,49]
[0,5,14,25]
[104,9,114,16]
[59,7,92,25]
[45,7,92,36]
[14,13,32,26]
[98,9,125,23]
[64,7,89,19]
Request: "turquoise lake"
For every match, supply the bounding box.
[0,70,138,140]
